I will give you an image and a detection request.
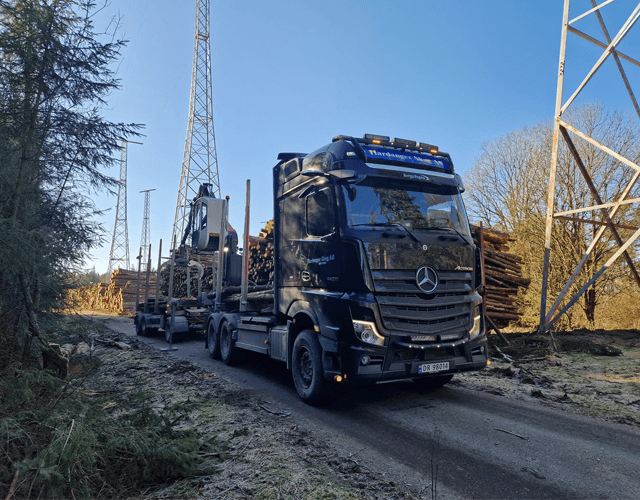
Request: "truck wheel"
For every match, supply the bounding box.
[207,320,221,359]
[141,318,156,337]
[292,330,327,405]
[412,374,453,390]
[219,321,237,365]
[135,317,144,336]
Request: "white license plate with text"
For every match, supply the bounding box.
[418,362,450,374]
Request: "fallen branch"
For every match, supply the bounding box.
[259,404,292,417]
[494,346,513,363]
[495,428,528,440]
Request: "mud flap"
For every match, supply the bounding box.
[319,336,341,379]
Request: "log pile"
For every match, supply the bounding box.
[158,258,214,299]
[68,269,156,316]
[471,225,530,328]
[248,220,274,285]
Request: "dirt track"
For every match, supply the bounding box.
[83,313,640,499]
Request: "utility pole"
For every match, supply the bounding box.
[108,140,143,276]
[139,189,156,273]
[172,0,220,251]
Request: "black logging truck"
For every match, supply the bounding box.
[135,134,489,404]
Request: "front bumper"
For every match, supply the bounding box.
[338,335,488,383]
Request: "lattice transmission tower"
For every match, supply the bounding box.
[138,189,156,272]
[107,140,142,275]
[172,0,220,249]
[539,0,640,332]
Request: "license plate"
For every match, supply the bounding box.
[418,361,450,374]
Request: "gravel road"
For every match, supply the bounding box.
[96,313,640,499]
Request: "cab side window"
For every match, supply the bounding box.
[306,188,334,237]
[201,203,207,229]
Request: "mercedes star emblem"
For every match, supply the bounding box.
[416,266,438,293]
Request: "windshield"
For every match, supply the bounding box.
[342,180,471,237]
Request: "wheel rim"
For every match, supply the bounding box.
[221,327,230,355]
[298,348,313,388]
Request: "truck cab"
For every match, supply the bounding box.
[273,134,487,396]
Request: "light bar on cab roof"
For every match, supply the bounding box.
[417,142,439,154]
[392,137,417,148]
[364,134,390,145]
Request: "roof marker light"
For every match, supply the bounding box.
[417,142,439,154]
[364,134,390,144]
[392,138,417,148]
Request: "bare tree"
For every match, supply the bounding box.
[465,103,640,328]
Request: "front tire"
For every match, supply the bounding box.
[207,320,221,359]
[292,330,327,405]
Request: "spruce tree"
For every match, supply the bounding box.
[0,0,142,367]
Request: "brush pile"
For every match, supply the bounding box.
[471,225,530,328]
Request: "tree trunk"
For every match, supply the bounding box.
[584,286,596,329]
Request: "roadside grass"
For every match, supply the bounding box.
[4,315,417,500]
[0,313,231,500]
[0,355,227,500]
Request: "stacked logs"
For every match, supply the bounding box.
[248,220,274,285]
[117,269,157,315]
[68,269,155,316]
[471,225,530,328]
[158,258,214,299]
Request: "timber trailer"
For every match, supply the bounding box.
[133,183,242,342]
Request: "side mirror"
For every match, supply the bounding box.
[329,169,357,180]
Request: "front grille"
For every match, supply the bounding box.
[372,269,473,335]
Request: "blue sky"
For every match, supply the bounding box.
[89,0,640,273]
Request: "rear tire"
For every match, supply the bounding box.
[140,318,154,337]
[207,320,221,359]
[412,374,453,390]
[219,321,237,365]
[135,317,144,336]
[292,330,327,405]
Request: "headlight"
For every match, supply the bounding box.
[469,303,482,340]
[353,320,385,346]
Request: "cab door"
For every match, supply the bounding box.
[304,185,341,289]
